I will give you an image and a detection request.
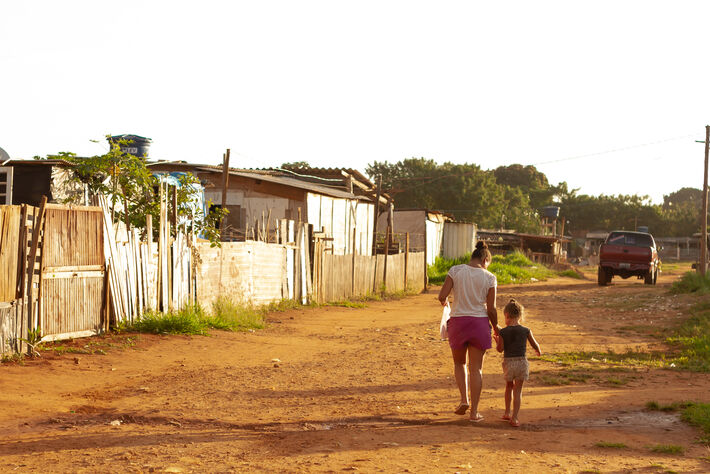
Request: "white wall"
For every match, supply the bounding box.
[442,222,476,259]
[306,193,373,255]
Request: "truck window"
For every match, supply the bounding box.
[607,232,653,247]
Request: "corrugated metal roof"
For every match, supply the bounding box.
[148,162,374,201]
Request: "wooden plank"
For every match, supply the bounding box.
[25,196,46,334]
[43,264,104,273]
[42,270,105,280]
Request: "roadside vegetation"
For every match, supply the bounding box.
[428,252,567,285]
[127,297,268,335]
[646,401,710,444]
[670,271,710,295]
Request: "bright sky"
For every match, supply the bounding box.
[1,1,708,204]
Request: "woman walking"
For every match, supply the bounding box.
[438,241,499,422]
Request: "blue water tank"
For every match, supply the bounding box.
[542,206,560,219]
[108,134,152,158]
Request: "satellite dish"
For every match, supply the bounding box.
[0,146,10,164]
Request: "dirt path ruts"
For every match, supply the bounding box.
[0,264,708,473]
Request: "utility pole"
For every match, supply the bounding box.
[701,126,710,275]
[220,149,230,237]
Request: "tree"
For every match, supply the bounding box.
[48,136,226,245]
[280,161,311,170]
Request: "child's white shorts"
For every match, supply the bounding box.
[502,356,529,382]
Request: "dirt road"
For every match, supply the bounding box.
[1,264,708,473]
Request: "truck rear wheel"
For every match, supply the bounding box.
[597,267,610,286]
[644,269,654,285]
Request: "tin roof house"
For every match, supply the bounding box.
[148,163,381,256]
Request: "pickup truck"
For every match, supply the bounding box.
[597,230,660,286]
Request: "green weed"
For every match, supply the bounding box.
[670,271,710,295]
[594,441,627,448]
[649,444,684,455]
[132,305,209,335]
[558,269,583,279]
[210,297,266,331]
[427,251,564,285]
[680,402,710,443]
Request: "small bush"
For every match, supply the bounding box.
[680,402,710,443]
[595,441,627,449]
[132,306,208,335]
[670,271,710,294]
[210,297,266,331]
[649,444,684,455]
[559,269,583,279]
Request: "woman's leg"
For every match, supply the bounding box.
[467,346,486,420]
[451,347,469,408]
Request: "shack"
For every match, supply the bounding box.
[477,229,569,264]
[377,209,449,265]
[1,159,88,206]
[148,163,377,255]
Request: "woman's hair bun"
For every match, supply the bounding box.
[475,241,488,250]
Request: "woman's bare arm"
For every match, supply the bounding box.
[486,286,499,335]
[438,275,453,306]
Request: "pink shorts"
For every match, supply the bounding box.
[447,316,492,351]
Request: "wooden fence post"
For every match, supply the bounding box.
[404,232,409,291]
[26,195,46,342]
[351,227,356,298]
[382,226,390,294]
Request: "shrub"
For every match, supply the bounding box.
[670,271,710,295]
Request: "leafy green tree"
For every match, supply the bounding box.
[46,136,226,245]
[280,161,311,170]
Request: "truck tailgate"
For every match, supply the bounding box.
[600,244,651,263]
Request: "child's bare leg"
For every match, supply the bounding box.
[511,379,524,424]
[451,347,469,407]
[504,381,514,417]
[467,346,486,420]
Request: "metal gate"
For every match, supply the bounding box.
[39,204,106,340]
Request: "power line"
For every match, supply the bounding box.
[531,134,695,165]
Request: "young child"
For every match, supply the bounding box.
[494,298,542,427]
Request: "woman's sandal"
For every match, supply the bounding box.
[501,414,511,421]
[454,403,469,415]
[510,419,521,427]
[470,413,484,423]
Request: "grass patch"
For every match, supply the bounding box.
[540,349,670,369]
[595,441,627,449]
[210,297,267,331]
[128,298,267,335]
[428,252,569,286]
[649,444,684,455]
[670,271,710,295]
[558,269,583,279]
[664,301,710,372]
[428,254,471,284]
[680,402,710,443]
[538,370,594,386]
[324,300,368,308]
[133,305,210,335]
[646,400,710,443]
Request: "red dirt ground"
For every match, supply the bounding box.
[1,263,709,473]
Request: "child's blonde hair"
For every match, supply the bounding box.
[504,298,524,322]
